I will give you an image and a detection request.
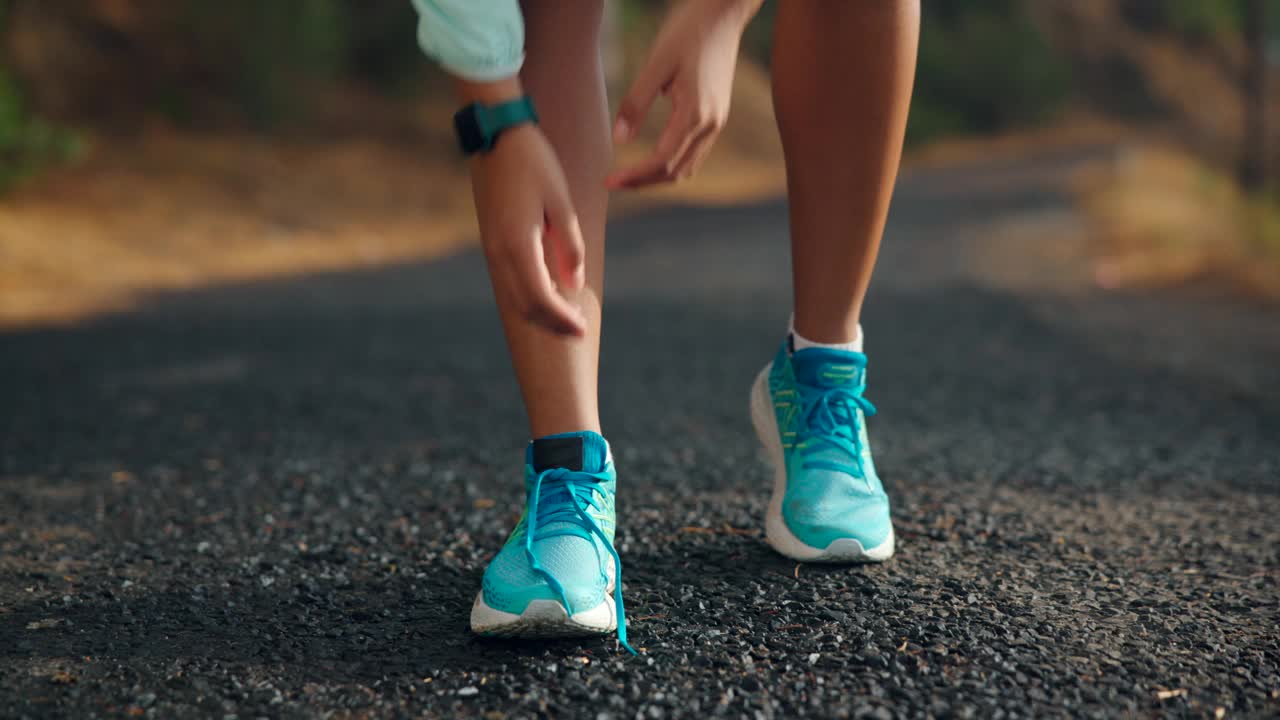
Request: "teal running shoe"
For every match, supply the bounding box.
[749,339,895,562]
[470,431,634,652]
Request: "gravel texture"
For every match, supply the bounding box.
[2,150,1278,718]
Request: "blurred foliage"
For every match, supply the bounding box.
[727,0,1072,146]
[172,0,426,126]
[180,0,348,127]
[1245,191,1280,263]
[1123,0,1245,39]
[1081,145,1280,297]
[0,0,1270,190]
[0,0,425,130]
[0,67,71,191]
[6,0,1262,139]
[0,2,82,192]
[908,0,1070,145]
[1166,0,1245,37]
[157,0,427,127]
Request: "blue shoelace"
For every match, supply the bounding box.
[798,384,877,477]
[524,467,636,655]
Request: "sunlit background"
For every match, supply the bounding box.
[3,4,1278,716]
[0,0,1276,325]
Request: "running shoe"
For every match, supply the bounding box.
[469,431,633,652]
[749,339,895,562]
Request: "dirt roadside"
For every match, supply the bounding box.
[0,62,788,329]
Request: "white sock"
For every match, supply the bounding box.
[789,315,864,353]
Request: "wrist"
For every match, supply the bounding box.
[455,75,524,105]
[454,92,538,156]
[470,123,537,165]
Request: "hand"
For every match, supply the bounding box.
[607,0,760,190]
[470,124,587,336]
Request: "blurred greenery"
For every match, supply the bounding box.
[1165,0,1244,37]
[1247,191,1280,262]
[182,0,349,128]
[171,0,426,126]
[0,0,425,191]
[738,0,1071,146]
[0,2,81,192]
[908,0,1070,145]
[160,0,424,127]
[0,0,1270,190]
[1126,0,1276,39]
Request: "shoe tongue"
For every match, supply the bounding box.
[791,348,866,388]
[527,431,609,473]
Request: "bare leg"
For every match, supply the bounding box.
[771,0,919,343]
[498,0,610,437]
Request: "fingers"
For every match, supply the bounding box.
[488,224,587,337]
[544,191,586,291]
[674,122,718,179]
[606,105,694,189]
[606,103,724,189]
[614,55,669,145]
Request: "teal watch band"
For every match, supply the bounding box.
[454,96,539,155]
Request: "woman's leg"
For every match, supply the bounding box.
[500,0,611,437]
[468,0,626,643]
[752,0,918,563]
[771,0,919,343]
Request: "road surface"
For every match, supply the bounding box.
[2,148,1278,718]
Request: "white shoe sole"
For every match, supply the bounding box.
[750,366,895,563]
[470,555,618,639]
[470,593,616,638]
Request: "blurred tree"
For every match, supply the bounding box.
[14,0,1271,193]
[908,0,1070,144]
[1241,0,1267,190]
[1131,0,1245,37]
[0,0,428,130]
[0,0,82,191]
[1042,0,1279,184]
[183,0,347,128]
[727,0,1071,146]
[344,1,427,97]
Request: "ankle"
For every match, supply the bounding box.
[789,315,864,352]
[529,417,602,440]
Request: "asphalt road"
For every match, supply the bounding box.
[2,148,1278,718]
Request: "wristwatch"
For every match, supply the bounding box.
[453,96,539,155]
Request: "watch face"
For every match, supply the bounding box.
[454,106,487,154]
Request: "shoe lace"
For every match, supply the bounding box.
[798,384,877,478]
[525,467,636,655]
